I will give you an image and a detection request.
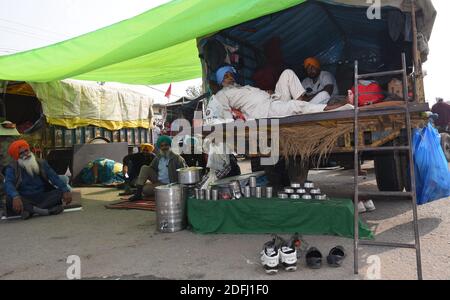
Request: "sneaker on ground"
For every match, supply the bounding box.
[260,236,281,275]
[358,201,367,213]
[363,199,376,212]
[280,240,298,272]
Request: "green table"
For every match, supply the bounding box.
[187,197,373,239]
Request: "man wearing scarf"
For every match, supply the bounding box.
[128,136,187,201]
[4,140,72,220]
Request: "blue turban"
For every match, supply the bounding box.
[156,135,172,148]
[216,66,237,85]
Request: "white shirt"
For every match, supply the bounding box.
[152,126,161,145]
[302,71,339,96]
[214,84,272,120]
[204,95,234,125]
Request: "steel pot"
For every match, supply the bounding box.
[304,181,315,189]
[284,187,295,194]
[155,184,186,233]
[315,194,327,200]
[177,167,203,185]
[310,188,321,195]
[278,193,289,199]
[302,194,312,200]
[296,188,307,195]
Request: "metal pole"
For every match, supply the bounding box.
[411,0,420,102]
[353,60,360,275]
[0,81,8,119]
[402,53,423,280]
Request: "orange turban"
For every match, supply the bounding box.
[140,143,155,153]
[8,139,30,161]
[304,57,321,69]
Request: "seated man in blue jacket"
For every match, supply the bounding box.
[4,139,72,220]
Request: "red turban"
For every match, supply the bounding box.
[8,139,30,161]
[304,57,321,69]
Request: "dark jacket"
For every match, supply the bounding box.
[4,159,70,199]
[148,151,187,184]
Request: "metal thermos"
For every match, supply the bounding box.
[199,189,205,200]
[255,187,262,198]
[244,186,251,198]
[249,176,257,188]
[194,188,201,200]
[211,189,219,201]
[204,189,211,200]
[265,187,273,198]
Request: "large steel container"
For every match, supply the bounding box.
[155,184,187,233]
[177,167,203,185]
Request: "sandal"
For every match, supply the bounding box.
[305,247,323,269]
[327,246,346,268]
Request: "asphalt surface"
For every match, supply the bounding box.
[0,162,449,280]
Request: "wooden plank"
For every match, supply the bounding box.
[197,102,429,134]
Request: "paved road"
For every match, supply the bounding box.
[0,163,449,280]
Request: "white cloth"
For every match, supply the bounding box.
[214,84,272,120]
[273,69,306,101]
[268,100,327,117]
[309,91,332,105]
[152,126,161,145]
[204,95,234,125]
[302,71,339,97]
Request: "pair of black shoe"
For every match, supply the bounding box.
[305,246,346,269]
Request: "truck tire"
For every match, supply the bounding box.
[441,133,450,162]
[374,151,405,192]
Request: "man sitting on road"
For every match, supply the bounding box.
[4,140,72,220]
[128,136,187,201]
[120,143,156,195]
[301,57,339,105]
[212,65,353,121]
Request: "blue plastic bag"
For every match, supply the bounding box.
[413,123,450,205]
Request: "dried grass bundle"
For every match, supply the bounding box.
[279,122,353,163]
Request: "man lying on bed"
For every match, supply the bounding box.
[211,65,353,121]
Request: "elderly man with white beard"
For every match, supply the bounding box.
[4,140,72,220]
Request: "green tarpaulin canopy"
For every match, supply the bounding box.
[0,0,435,85]
[0,0,305,84]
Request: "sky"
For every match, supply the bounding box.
[0,0,449,104]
